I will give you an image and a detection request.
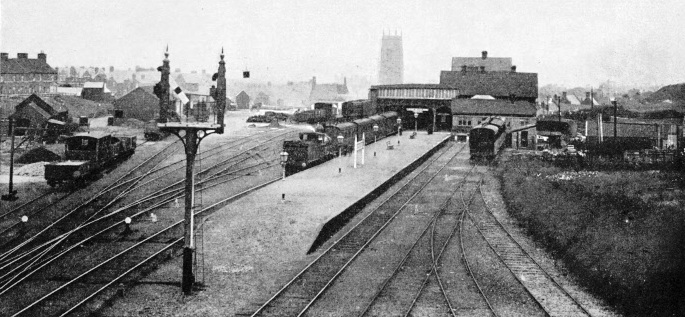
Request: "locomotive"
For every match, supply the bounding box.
[283,111,399,172]
[44,132,137,187]
[469,117,507,159]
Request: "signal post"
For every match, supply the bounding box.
[155,48,226,295]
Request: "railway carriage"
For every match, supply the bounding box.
[469,117,507,159]
[373,111,399,137]
[352,118,376,145]
[45,132,137,187]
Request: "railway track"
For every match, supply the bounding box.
[355,164,477,317]
[462,168,593,317]
[246,141,469,316]
[0,129,297,316]
[0,140,181,251]
[0,130,291,256]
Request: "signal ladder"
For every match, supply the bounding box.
[193,143,206,286]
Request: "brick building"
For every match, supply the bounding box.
[0,52,58,96]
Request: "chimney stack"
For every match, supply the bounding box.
[461,65,467,72]
[482,51,488,59]
[37,52,46,61]
[312,76,317,89]
[17,53,28,59]
[0,53,8,61]
[479,66,485,73]
[511,65,517,72]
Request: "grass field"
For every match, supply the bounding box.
[496,155,685,316]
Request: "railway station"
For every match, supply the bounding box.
[4,2,685,316]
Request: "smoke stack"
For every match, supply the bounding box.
[17,53,28,59]
[511,65,517,72]
[37,52,46,61]
[482,51,488,59]
[0,53,7,61]
[479,66,485,73]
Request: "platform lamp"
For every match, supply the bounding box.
[280,151,288,180]
[373,124,379,143]
[337,135,344,157]
[414,112,419,133]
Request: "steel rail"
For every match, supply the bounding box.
[249,141,466,316]
[475,177,592,316]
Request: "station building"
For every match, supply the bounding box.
[370,50,539,149]
[368,84,459,132]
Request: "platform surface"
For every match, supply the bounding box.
[101,131,453,316]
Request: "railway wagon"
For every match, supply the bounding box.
[341,99,377,120]
[283,132,334,171]
[469,117,507,159]
[45,132,137,187]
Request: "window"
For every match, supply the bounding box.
[82,139,89,146]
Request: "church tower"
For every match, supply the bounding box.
[378,32,404,85]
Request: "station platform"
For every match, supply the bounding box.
[100,132,453,316]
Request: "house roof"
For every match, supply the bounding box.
[1,56,57,74]
[451,56,513,72]
[310,82,349,103]
[563,94,582,105]
[439,71,538,98]
[451,99,537,117]
[83,81,105,88]
[56,87,83,96]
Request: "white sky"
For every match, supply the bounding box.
[2,0,684,87]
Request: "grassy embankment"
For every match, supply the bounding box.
[496,155,685,316]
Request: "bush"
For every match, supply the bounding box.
[497,156,685,316]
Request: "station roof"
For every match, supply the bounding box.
[451,99,537,117]
[439,71,538,98]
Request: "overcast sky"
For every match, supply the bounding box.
[2,0,684,87]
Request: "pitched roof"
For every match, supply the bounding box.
[310,83,349,103]
[1,57,57,74]
[439,71,538,98]
[83,81,106,88]
[451,99,537,117]
[562,94,582,105]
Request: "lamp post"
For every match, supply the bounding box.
[611,97,617,139]
[337,135,343,157]
[373,124,379,143]
[396,118,402,136]
[414,112,419,133]
[280,151,288,180]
